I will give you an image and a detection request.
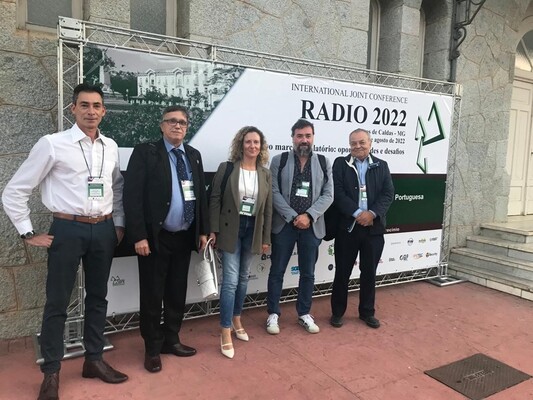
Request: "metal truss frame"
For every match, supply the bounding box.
[57,17,456,130]
[54,17,462,342]
[428,94,465,287]
[102,266,440,332]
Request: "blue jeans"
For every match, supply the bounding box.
[267,224,321,317]
[219,216,255,328]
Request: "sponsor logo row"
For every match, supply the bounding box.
[389,236,439,246]
[388,252,438,262]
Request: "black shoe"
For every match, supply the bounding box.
[330,315,344,328]
[161,343,197,357]
[37,372,59,400]
[359,315,380,329]
[82,359,128,383]
[144,353,162,373]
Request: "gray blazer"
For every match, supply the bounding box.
[270,152,333,238]
[209,160,272,254]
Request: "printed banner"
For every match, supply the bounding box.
[86,46,454,307]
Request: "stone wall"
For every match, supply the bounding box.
[0,0,57,339]
[448,0,530,247]
[0,0,129,340]
[186,0,371,69]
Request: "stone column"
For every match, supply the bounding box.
[84,0,130,27]
[379,0,423,76]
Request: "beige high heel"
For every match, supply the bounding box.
[231,324,249,342]
[220,336,234,359]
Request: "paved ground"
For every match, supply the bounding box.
[1,281,533,399]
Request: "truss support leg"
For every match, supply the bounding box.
[34,332,114,364]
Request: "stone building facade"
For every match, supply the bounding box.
[0,0,531,340]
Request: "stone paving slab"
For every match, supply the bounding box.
[1,282,532,400]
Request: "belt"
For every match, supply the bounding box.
[161,228,189,235]
[53,212,113,224]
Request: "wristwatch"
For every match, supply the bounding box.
[20,231,35,240]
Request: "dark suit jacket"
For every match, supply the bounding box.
[123,139,209,252]
[332,154,394,235]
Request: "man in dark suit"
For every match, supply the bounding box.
[123,105,209,373]
[330,128,394,329]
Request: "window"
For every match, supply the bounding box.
[17,0,83,31]
[130,0,177,36]
[418,8,426,77]
[515,31,533,72]
[367,0,380,70]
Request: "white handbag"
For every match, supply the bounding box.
[195,238,219,299]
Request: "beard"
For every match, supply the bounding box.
[295,143,311,157]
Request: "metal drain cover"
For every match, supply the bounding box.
[425,353,530,400]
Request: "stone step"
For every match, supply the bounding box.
[448,261,533,300]
[449,247,533,281]
[480,223,533,244]
[466,235,533,262]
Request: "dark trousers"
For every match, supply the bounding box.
[40,218,117,374]
[138,228,194,356]
[331,224,384,318]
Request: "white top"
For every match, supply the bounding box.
[2,123,125,234]
[239,168,258,200]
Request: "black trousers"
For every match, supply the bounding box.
[138,227,194,356]
[40,218,117,374]
[331,224,384,318]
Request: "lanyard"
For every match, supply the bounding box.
[79,140,105,180]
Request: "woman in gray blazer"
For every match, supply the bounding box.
[209,126,272,359]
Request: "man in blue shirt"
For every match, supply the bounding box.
[124,105,209,373]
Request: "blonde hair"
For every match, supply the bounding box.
[228,126,269,166]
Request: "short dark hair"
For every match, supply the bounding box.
[72,83,104,105]
[291,119,314,136]
[162,105,190,122]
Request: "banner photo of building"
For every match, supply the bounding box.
[87,45,453,312]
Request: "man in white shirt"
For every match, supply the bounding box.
[2,83,128,400]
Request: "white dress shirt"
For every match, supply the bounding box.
[2,123,125,234]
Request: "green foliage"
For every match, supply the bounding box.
[208,65,243,90]
[110,71,138,99]
[83,51,244,147]
[83,47,115,85]
[100,103,211,147]
[100,104,163,147]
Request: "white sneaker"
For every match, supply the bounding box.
[298,314,320,333]
[266,313,280,335]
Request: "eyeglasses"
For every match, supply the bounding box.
[163,118,188,127]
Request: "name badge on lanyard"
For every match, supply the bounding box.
[88,177,104,200]
[359,184,368,209]
[240,196,256,216]
[181,180,196,201]
[296,181,310,197]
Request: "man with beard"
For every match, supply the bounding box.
[266,119,333,335]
